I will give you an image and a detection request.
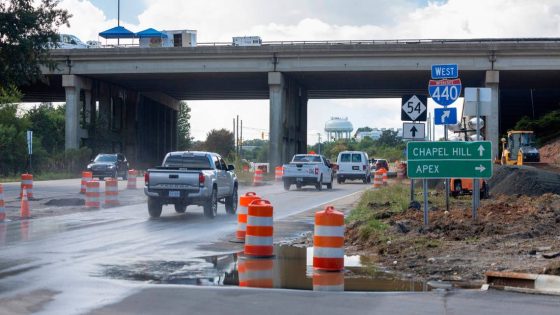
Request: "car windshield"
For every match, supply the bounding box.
[94,154,117,162]
[293,155,321,163]
[163,155,212,170]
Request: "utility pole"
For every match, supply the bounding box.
[236,115,239,157]
[317,133,321,154]
[240,120,243,158]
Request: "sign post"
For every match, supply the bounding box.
[26,130,33,173]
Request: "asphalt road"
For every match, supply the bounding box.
[0,180,368,314]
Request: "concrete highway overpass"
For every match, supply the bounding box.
[21,38,560,167]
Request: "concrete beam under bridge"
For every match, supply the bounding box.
[268,72,308,169]
[485,71,500,159]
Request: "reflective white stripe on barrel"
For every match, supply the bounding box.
[245,235,273,245]
[314,247,345,258]
[314,225,345,237]
[247,216,273,226]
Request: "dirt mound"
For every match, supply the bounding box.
[488,165,560,196]
[540,137,560,165]
[345,192,560,281]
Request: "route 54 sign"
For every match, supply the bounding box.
[401,95,427,121]
[428,79,462,106]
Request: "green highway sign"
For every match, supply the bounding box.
[407,141,492,178]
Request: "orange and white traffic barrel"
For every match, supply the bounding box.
[81,171,93,193]
[313,206,344,271]
[238,256,275,288]
[253,169,264,186]
[313,270,344,291]
[104,178,119,207]
[245,199,274,257]
[382,169,388,185]
[274,166,283,181]
[20,174,33,199]
[127,169,137,189]
[20,187,30,219]
[0,184,4,222]
[85,181,101,209]
[373,170,383,189]
[237,192,261,241]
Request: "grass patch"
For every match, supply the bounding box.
[0,172,77,183]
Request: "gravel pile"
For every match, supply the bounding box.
[489,165,560,196]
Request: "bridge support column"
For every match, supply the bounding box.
[62,75,91,149]
[268,72,308,168]
[485,71,500,159]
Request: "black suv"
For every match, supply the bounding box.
[87,153,129,180]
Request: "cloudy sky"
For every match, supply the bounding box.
[56,0,560,141]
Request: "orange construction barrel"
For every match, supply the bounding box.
[0,184,4,222]
[81,171,93,193]
[313,206,344,271]
[20,174,33,199]
[85,181,101,209]
[253,169,264,186]
[237,192,261,241]
[245,199,274,257]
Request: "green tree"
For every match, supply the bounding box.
[376,130,403,147]
[0,88,29,175]
[177,101,192,150]
[24,103,65,154]
[204,129,234,157]
[0,0,71,86]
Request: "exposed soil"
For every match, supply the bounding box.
[540,137,560,166]
[489,165,560,196]
[345,192,560,282]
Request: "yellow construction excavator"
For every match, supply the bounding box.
[500,131,540,165]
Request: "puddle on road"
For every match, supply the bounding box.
[99,245,427,292]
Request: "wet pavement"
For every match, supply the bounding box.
[99,245,426,292]
[0,181,369,314]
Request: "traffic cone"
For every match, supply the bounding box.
[20,188,30,219]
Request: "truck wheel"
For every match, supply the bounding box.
[112,170,118,180]
[452,181,462,198]
[337,178,342,184]
[174,203,187,213]
[123,170,128,180]
[316,176,323,191]
[481,183,489,199]
[225,186,238,214]
[203,188,218,219]
[148,198,162,218]
[326,177,333,190]
[296,183,302,190]
[283,181,290,191]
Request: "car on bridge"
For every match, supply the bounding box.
[87,153,129,180]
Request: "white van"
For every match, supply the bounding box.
[336,151,370,184]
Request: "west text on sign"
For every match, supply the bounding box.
[431,64,459,79]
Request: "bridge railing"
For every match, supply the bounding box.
[81,37,560,49]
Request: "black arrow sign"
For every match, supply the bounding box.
[410,126,418,137]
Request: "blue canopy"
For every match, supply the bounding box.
[98,26,135,39]
[136,28,168,38]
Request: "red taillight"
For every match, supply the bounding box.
[199,172,205,186]
[315,168,319,175]
[144,172,149,185]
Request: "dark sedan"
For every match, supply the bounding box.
[87,153,129,180]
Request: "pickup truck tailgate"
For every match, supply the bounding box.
[147,169,201,191]
[283,163,319,177]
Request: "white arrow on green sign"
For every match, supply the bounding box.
[407,141,492,179]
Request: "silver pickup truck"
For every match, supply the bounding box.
[144,151,238,218]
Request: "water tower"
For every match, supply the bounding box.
[325,117,353,141]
